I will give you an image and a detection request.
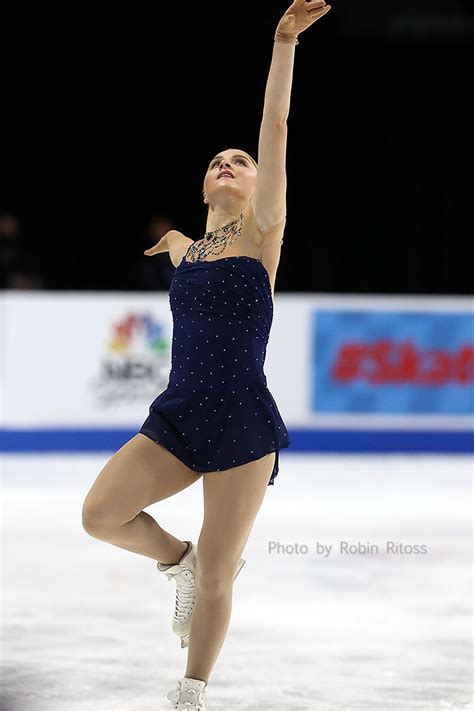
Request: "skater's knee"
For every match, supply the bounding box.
[81,499,121,538]
[195,567,234,599]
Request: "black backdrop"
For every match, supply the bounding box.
[2,1,473,294]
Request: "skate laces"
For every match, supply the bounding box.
[164,566,195,623]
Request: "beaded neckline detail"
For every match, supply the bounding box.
[184,212,245,263]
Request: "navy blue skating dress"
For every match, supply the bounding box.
[139,205,291,486]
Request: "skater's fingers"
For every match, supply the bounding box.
[144,245,160,255]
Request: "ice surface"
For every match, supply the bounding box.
[1,452,472,710]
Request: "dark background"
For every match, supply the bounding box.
[2,1,473,294]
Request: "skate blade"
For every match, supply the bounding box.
[234,558,246,580]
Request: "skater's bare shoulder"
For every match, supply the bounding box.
[165,231,194,267]
[144,230,193,268]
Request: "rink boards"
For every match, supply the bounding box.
[0,291,472,452]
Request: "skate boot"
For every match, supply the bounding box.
[166,676,207,710]
[157,540,246,648]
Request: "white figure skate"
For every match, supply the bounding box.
[166,676,207,710]
[157,540,246,648]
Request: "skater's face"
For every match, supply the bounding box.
[203,148,258,207]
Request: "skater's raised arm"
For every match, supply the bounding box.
[252,0,331,238]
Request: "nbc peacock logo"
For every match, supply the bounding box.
[88,311,172,407]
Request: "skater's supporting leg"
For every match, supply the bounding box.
[185,453,275,683]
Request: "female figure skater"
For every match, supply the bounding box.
[82,1,331,708]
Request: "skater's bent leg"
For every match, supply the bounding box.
[185,452,275,683]
[82,433,202,562]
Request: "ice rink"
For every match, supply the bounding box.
[1,451,472,711]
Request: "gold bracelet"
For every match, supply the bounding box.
[274,32,299,45]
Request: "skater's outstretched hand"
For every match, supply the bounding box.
[275,0,331,39]
[144,229,194,268]
[143,231,177,256]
